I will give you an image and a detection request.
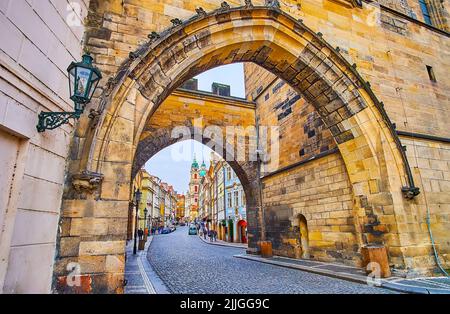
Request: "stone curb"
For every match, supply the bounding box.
[381,281,450,294]
[198,234,248,249]
[234,254,450,294]
[140,236,171,294]
[233,254,371,285]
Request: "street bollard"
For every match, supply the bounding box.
[258,241,273,258]
[138,239,146,251]
[361,244,391,278]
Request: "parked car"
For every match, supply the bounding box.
[170,225,176,232]
[161,227,171,234]
[188,225,197,235]
[180,222,186,226]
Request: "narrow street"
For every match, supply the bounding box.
[145,226,394,294]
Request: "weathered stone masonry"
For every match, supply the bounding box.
[244,0,449,273]
[52,0,450,293]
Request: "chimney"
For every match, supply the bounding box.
[180,78,198,91]
[212,82,231,97]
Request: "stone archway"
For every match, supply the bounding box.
[54,3,418,293]
[131,88,262,250]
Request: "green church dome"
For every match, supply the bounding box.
[199,161,207,177]
[191,155,199,169]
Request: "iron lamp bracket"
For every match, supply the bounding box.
[36,110,82,132]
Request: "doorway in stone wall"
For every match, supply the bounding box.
[238,220,248,244]
[298,214,309,259]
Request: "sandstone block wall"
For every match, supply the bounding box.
[0,0,89,293]
[243,0,449,272]
[262,153,359,265]
[400,136,450,272]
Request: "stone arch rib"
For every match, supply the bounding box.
[83,4,418,199]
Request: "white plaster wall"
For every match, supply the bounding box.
[0,0,89,293]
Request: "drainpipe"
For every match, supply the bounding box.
[223,165,226,241]
[256,116,266,241]
[426,206,449,277]
[215,169,219,232]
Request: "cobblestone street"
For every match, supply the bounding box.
[146,226,395,294]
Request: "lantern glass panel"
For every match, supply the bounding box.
[69,67,76,99]
[88,72,100,100]
[75,67,92,99]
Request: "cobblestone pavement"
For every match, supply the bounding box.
[147,226,396,294]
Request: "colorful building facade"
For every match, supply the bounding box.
[215,160,226,240]
[149,175,163,229]
[224,164,247,243]
[134,169,180,230]
[196,154,247,243]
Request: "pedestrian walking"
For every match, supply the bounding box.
[208,229,212,242]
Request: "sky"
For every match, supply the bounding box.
[145,141,214,194]
[144,64,245,194]
[195,63,246,98]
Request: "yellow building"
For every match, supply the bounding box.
[133,169,153,230]
[176,194,186,221]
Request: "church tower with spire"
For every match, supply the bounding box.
[187,154,201,219]
[199,159,207,178]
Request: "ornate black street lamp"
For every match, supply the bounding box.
[37,54,102,132]
[143,207,148,229]
[133,188,142,255]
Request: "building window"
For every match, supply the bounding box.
[241,191,246,206]
[194,173,197,179]
[419,0,433,25]
[227,167,232,181]
[272,81,284,94]
[426,65,436,82]
[234,191,239,207]
[227,192,232,208]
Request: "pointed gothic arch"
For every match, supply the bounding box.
[55,3,419,293]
